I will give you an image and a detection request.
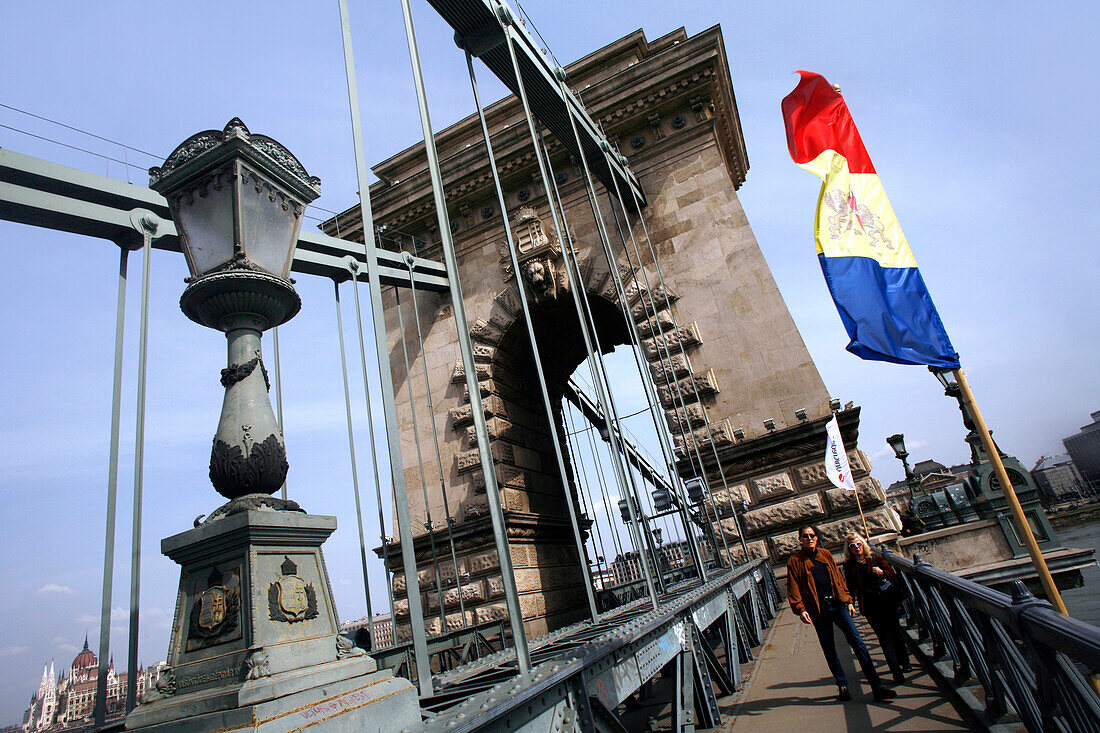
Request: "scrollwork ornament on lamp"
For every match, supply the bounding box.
[150,118,320,503]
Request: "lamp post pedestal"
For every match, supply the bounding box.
[126,507,419,732]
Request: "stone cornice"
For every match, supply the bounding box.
[322,25,749,239]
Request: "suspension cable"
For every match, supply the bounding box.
[397,0,530,672]
[564,405,610,586]
[401,252,469,627]
[621,180,752,559]
[338,0,432,688]
[124,224,154,712]
[392,286,448,630]
[94,246,128,728]
[530,124,664,603]
[600,180,733,566]
[580,406,626,563]
[347,268,397,630]
[596,178,723,569]
[504,39,658,609]
[557,91,686,597]
[465,47,600,623]
[333,281,377,645]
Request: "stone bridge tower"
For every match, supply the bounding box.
[325,26,895,641]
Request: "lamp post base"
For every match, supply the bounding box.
[125,658,418,732]
[125,505,420,732]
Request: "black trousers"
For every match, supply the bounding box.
[866,602,910,674]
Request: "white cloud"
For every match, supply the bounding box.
[0,646,27,658]
[56,644,79,655]
[37,583,74,596]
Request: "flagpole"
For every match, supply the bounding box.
[853,486,870,543]
[952,368,1069,615]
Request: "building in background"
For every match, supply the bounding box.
[341,613,396,651]
[20,638,163,732]
[1063,411,1100,493]
[884,459,971,503]
[1032,454,1088,506]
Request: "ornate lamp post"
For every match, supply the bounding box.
[128,120,419,732]
[150,118,315,503]
[886,433,918,507]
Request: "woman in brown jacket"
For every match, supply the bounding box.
[843,532,911,683]
[786,525,895,702]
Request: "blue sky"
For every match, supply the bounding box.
[1,0,1097,723]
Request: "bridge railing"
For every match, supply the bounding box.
[880,547,1100,733]
[416,558,781,731]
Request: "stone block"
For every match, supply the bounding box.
[470,318,504,345]
[665,402,708,432]
[656,369,718,408]
[451,359,493,384]
[448,395,505,429]
[768,531,801,562]
[722,540,767,566]
[637,309,676,338]
[444,611,475,632]
[494,285,522,317]
[651,353,692,383]
[486,575,505,598]
[717,516,742,540]
[442,580,486,608]
[643,323,702,361]
[741,493,825,534]
[468,549,500,576]
[393,598,409,619]
[706,483,751,515]
[824,478,885,514]
[751,472,796,502]
[472,343,496,363]
[417,562,457,588]
[466,416,522,447]
[818,509,893,547]
[796,462,829,488]
[674,418,734,457]
[476,602,510,624]
[456,442,514,474]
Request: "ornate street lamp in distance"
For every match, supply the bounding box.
[886,432,918,507]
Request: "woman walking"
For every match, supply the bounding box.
[786,525,896,702]
[843,532,912,683]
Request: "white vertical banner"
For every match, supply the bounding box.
[825,415,856,490]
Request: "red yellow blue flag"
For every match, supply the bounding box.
[782,71,960,369]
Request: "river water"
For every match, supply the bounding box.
[1055,519,1100,627]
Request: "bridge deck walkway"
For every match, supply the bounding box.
[719,608,970,731]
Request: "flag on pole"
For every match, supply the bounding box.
[781,70,960,369]
[825,415,856,490]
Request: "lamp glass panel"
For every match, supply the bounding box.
[238,172,301,278]
[174,180,235,277]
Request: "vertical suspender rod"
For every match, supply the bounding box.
[398,0,530,673]
[337,0,434,691]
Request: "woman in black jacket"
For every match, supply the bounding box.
[843,532,912,683]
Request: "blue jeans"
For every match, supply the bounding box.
[811,598,882,688]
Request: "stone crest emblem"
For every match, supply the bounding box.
[498,206,567,302]
[186,566,241,651]
[268,556,319,623]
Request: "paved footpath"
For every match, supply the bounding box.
[719,610,971,732]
